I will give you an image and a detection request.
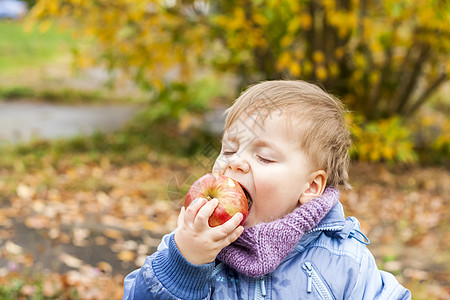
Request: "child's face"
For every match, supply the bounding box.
[213,113,316,227]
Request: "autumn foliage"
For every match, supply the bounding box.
[28,0,449,121]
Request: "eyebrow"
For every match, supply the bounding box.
[222,136,283,154]
[252,138,282,153]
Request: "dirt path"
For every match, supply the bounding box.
[0,101,140,144]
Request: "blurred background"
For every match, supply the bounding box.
[0,0,448,299]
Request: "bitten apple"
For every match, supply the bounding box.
[185,173,249,227]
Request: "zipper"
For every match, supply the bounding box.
[212,262,224,276]
[302,262,334,300]
[303,263,313,293]
[254,276,267,299]
[306,225,344,234]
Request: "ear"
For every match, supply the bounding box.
[298,170,327,205]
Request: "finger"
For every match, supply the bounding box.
[177,206,185,227]
[184,198,207,225]
[212,212,244,240]
[225,225,244,245]
[193,198,219,231]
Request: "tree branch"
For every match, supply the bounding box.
[406,72,448,116]
[367,46,393,119]
[393,43,430,114]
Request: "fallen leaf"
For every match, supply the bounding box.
[16,183,35,200]
[95,236,108,245]
[104,228,123,240]
[404,268,429,281]
[25,215,50,229]
[98,261,113,273]
[118,250,135,262]
[21,285,36,296]
[59,253,83,269]
[5,241,23,255]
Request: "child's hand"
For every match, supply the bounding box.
[174,198,244,265]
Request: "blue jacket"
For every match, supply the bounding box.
[123,202,411,299]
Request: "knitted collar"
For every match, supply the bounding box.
[217,188,340,278]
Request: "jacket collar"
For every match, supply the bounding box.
[292,202,347,254]
[312,201,347,231]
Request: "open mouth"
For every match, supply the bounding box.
[241,187,253,209]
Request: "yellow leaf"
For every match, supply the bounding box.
[118,250,136,262]
[103,228,123,240]
[143,220,158,231]
[313,51,325,63]
[329,62,339,77]
[335,47,345,59]
[289,63,301,76]
[303,61,313,75]
[277,52,291,70]
[300,13,312,30]
[281,35,293,48]
[253,13,268,26]
[98,261,113,273]
[316,66,327,81]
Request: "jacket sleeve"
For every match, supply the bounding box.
[349,247,411,300]
[122,232,215,300]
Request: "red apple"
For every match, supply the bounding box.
[185,173,249,227]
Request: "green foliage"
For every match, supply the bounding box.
[350,116,417,163]
[143,78,225,122]
[27,0,450,120]
[22,0,38,8]
[433,119,450,156]
[411,113,450,165]
[0,86,34,99]
[349,109,450,165]
[0,85,109,103]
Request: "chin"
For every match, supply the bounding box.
[242,214,256,228]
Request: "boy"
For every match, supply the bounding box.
[123,80,411,299]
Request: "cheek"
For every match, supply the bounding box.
[255,170,303,204]
[212,155,228,174]
[255,176,285,207]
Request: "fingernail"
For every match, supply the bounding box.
[192,198,203,205]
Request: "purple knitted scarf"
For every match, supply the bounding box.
[217,187,339,278]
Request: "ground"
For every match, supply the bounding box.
[0,156,448,299]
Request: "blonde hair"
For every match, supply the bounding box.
[225,80,352,190]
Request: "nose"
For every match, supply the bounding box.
[227,154,250,174]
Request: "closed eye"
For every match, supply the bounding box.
[257,155,274,164]
[222,151,236,156]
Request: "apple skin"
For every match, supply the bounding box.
[185,173,248,227]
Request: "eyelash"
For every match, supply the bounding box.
[222,151,274,164]
[222,151,236,156]
[257,155,274,164]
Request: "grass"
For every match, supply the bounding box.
[0,20,147,104]
[0,20,75,74]
[0,85,144,104]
